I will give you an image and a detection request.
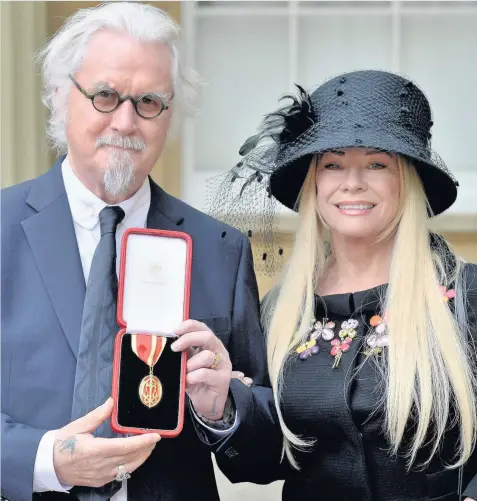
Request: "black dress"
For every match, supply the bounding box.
[208,263,477,501]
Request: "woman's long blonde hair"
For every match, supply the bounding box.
[262,155,476,470]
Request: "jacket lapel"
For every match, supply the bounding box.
[21,158,86,358]
[146,178,187,231]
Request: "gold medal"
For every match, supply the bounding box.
[131,334,166,408]
[138,373,162,408]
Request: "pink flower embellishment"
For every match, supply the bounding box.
[440,286,456,302]
[330,338,352,368]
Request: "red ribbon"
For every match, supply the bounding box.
[131,334,166,367]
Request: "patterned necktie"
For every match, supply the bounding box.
[71,206,125,501]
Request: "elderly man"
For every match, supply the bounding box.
[1,3,264,501]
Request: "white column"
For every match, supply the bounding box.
[0,1,50,188]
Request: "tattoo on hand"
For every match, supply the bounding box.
[57,436,77,457]
[211,395,218,417]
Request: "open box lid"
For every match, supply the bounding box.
[117,228,192,337]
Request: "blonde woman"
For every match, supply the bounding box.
[177,70,477,501]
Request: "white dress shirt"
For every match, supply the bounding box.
[33,156,150,499]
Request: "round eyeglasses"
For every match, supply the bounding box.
[69,75,172,119]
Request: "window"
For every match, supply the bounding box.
[181,0,477,225]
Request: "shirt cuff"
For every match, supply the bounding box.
[189,399,238,436]
[33,430,73,493]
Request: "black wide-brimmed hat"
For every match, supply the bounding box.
[205,70,459,274]
[266,69,458,215]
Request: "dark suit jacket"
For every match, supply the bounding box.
[208,264,477,501]
[1,159,267,501]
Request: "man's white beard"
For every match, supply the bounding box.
[103,149,135,198]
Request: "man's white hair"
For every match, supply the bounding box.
[36,1,200,153]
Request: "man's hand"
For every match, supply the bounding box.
[171,320,232,421]
[53,398,161,487]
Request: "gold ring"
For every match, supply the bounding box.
[210,352,221,370]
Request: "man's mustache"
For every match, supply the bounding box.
[96,136,145,151]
